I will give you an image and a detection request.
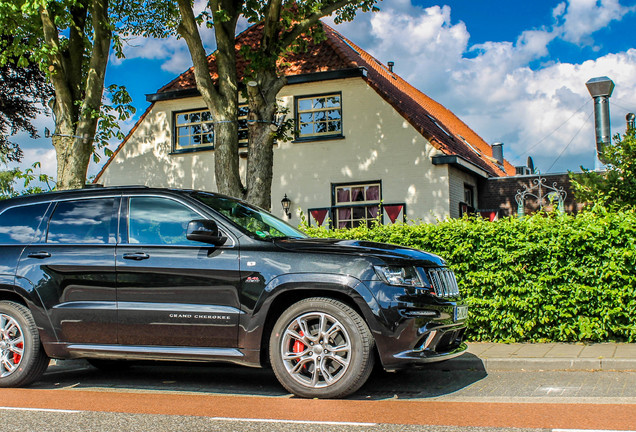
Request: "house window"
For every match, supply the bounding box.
[464,184,475,207]
[333,182,381,229]
[174,109,215,152]
[296,93,342,139]
[174,105,249,152]
[237,105,249,147]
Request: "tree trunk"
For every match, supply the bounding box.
[40,0,111,190]
[53,134,92,190]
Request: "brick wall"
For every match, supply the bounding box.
[479,173,585,217]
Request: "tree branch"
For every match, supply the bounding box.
[279,0,357,48]
[39,5,74,130]
[76,0,112,140]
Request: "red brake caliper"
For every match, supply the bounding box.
[13,342,23,364]
[292,331,307,371]
[292,331,305,354]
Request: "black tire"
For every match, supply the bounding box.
[269,297,375,399]
[0,301,49,387]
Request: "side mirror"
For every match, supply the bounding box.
[186,219,227,246]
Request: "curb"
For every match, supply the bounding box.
[433,354,636,372]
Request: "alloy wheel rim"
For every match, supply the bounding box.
[0,314,24,377]
[281,312,351,389]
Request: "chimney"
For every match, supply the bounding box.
[627,113,635,131]
[387,61,394,72]
[585,76,615,165]
[492,142,504,165]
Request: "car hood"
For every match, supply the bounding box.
[274,238,446,267]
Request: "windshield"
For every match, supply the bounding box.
[191,192,307,240]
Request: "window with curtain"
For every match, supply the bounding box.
[296,93,342,139]
[333,182,381,229]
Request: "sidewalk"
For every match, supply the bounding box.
[438,342,636,372]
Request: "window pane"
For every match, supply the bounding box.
[129,197,201,246]
[313,98,326,109]
[201,111,212,122]
[177,126,189,137]
[192,135,201,144]
[327,110,341,120]
[326,97,340,108]
[327,121,341,132]
[176,114,189,124]
[367,206,379,219]
[0,203,49,244]
[189,112,200,123]
[191,125,201,135]
[315,122,327,133]
[298,99,313,111]
[202,133,214,144]
[48,199,114,244]
[336,187,350,204]
[238,129,248,142]
[351,187,364,201]
[299,113,313,123]
[238,106,249,116]
[178,136,190,148]
[314,112,326,122]
[299,123,313,135]
[366,185,380,201]
[352,207,365,219]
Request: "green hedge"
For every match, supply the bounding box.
[302,210,636,342]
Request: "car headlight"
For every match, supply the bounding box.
[374,266,425,287]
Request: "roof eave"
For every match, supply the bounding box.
[146,67,367,102]
[432,154,491,179]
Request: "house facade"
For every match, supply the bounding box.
[96,23,516,226]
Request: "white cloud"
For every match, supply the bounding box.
[330,0,636,172]
[555,0,635,45]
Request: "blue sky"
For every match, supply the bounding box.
[12,0,636,179]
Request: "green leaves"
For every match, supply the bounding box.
[303,211,636,343]
[570,129,636,210]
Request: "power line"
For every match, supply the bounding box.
[546,110,593,173]
[506,98,589,167]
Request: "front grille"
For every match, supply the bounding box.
[427,268,460,297]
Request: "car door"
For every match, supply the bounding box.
[17,197,119,344]
[116,194,241,348]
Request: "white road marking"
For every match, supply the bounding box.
[211,417,377,426]
[554,430,636,432]
[0,406,80,414]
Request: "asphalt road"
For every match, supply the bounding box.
[0,360,634,432]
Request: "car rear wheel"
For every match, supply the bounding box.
[269,297,375,399]
[0,301,49,387]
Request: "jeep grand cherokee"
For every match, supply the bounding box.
[0,186,467,398]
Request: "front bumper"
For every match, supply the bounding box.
[361,280,468,371]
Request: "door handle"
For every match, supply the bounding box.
[27,251,51,259]
[123,252,150,261]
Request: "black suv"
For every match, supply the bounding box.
[0,186,467,398]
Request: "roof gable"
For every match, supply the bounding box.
[153,22,514,177]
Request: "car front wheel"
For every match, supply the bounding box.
[269,297,375,399]
[0,301,49,387]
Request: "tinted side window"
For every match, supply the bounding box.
[128,197,201,246]
[0,203,49,244]
[47,198,115,244]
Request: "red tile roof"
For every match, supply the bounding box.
[99,22,515,182]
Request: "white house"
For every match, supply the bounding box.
[96,23,515,226]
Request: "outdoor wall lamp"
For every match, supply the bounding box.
[281,194,292,219]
